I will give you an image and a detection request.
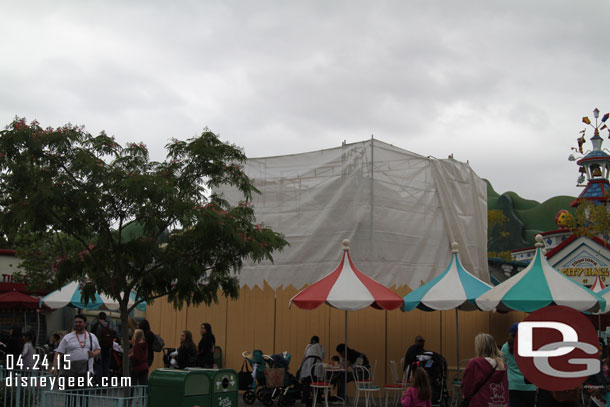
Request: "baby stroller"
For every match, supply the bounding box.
[409,352,449,407]
[267,353,302,407]
[242,350,272,404]
[242,350,301,407]
[163,347,177,368]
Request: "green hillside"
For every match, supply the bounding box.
[487,181,500,209]
[485,180,576,251]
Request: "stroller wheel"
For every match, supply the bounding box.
[278,395,292,407]
[243,390,256,405]
[262,392,274,407]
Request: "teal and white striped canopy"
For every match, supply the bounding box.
[596,286,610,313]
[40,281,146,311]
[402,242,492,311]
[476,235,606,313]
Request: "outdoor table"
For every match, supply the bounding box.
[324,366,351,402]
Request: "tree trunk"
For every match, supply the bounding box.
[120,301,131,379]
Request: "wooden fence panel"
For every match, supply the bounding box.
[489,310,527,349]
[225,282,275,371]
[146,284,518,382]
[274,285,331,368]
[346,306,387,386]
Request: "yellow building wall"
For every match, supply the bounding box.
[147,285,524,389]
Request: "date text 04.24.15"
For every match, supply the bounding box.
[5,354,71,371]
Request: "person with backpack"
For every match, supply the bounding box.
[139,319,164,367]
[461,333,508,407]
[90,312,115,384]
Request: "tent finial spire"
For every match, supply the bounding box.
[535,234,544,248]
[343,239,350,251]
[451,241,459,253]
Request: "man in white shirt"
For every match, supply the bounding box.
[54,314,101,386]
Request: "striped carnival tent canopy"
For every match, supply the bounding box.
[289,240,403,311]
[596,286,610,313]
[476,235,606,313]
[41,281,146,311]
[289,240,402,407]
[41,281,107,310]
[590,275,607,293]
[402,241,491,377]
[402,242,492,311]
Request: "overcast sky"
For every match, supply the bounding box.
[1,1,608,202]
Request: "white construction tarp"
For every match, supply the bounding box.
[219,138,488,289]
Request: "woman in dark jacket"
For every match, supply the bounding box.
[138,319,155,367]
[197,323,216,368]
[176,330,197,369]
[129,329,149,385]
[6,326,24,361]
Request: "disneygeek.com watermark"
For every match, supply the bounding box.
[4,373,131,390]
[514,305,600,391]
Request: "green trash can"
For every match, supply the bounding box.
[185,368,238,407]
[148,368,211,407]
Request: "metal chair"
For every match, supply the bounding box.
[450,379,461,407]
[359,359,377,382]
[383,361,410,407]
[354,365,381,407]
[310,362,335,407]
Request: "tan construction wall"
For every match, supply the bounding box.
[147,285,526,391]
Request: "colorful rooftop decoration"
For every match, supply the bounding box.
[569,108,610,206]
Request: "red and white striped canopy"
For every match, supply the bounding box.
[289,240,403,311]
[591,275,607,293]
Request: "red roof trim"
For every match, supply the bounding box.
[540,228,571,236]
[544,233,610,259]
[544,234,578,258]
[571,196,609,207]
[576,156,610,165]
[511,246,535,254]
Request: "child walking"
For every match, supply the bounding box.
[401,368,432,407]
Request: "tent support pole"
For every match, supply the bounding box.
[456,308,461,379]
[344,310,348,407]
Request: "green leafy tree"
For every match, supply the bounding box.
[0,118,288,376]
[566,199,610,243]
[488,209,511,255]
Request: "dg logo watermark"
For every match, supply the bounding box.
[514,305,600,391]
